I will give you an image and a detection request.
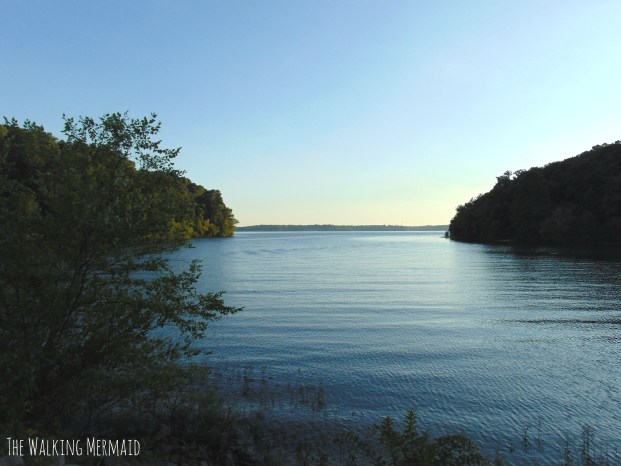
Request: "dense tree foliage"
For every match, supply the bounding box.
[183,180,237,237]
[0,114,240,438]
[449,141,621,244]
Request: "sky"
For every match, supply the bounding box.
[2,1,621,226]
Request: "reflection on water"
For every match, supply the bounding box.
[170,232,621,463]
[512,319,621,325]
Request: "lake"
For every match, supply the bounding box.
[170,231,621,463]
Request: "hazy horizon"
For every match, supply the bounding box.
[3,1,620,227]
[237,224,449,229]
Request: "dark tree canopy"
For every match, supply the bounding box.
[0,114,240,437]
[449,141,621,245]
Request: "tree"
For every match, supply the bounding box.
[449,141,621,245]
[182,179,238,237]
[0,114,240,437]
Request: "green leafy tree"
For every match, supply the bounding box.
[0,114,240,437]
[182,179,238,237]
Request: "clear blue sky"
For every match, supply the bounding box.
[3,1,620,226]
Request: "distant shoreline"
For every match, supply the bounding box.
[237,224,449,232]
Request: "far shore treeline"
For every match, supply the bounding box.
[449,141,621,245]
[238,224,448,231]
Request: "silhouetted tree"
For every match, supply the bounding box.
[449,141,621,244]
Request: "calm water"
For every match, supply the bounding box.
[171,231,621,462]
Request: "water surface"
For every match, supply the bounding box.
[171,231,621,462]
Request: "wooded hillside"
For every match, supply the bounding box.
[449,141,621,244]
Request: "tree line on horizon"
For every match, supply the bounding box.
[449,141,621,245]
[238,224,449,231]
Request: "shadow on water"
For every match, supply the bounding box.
[504,243,621,262]
[511,318,621,325]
